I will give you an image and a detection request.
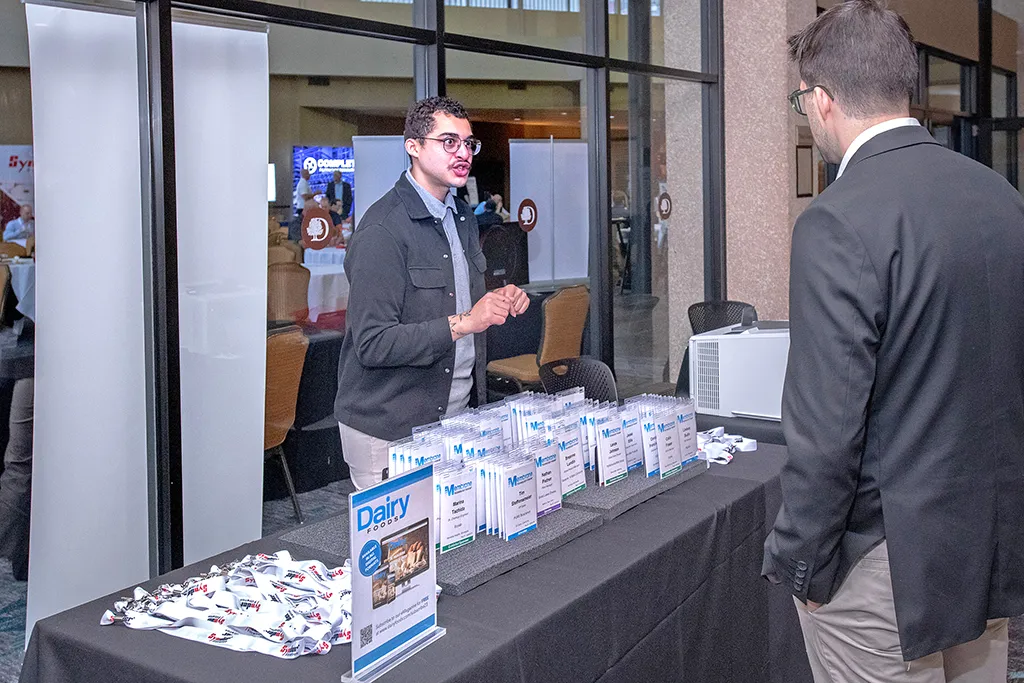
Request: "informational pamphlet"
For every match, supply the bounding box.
[554,421,587,497]
[346,466,444,682]
[438,466,476,553]
[532,439,562,516]
[655,410,683,478]
[595,409,629,486]
[619,405,644,472]
[502,458,538,541]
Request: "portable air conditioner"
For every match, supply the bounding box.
[688,321,790,421]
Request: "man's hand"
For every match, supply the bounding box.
[494,285,529,317]
[449,291,511,340]
[806,600,823,613]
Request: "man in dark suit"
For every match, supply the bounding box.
[326,171,353,221]
[763,2,1024,680]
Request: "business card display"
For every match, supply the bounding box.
[438,465,476,553]
[554,421,587,497]
[595,410,629,486]
[619,405,645,472]
[654,410,683,478]
[346,466,444,682]
[532,439,563,516]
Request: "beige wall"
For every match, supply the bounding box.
[0,67,31,145]
[722,0,792,321]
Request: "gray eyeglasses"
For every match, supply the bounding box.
[788,85,835,116]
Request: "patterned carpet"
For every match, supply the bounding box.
[0,481,1022,681]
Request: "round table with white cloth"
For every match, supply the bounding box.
[301,263,348,322]
[7,259,35,322]
[303,247,346,266]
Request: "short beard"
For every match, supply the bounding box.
[809,116,842,165]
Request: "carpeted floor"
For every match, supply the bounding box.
[0,480,1022,681]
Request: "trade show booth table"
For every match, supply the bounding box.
[20,444,811,683]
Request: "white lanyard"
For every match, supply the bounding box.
[101,551,353,659]
[698,427,757,464]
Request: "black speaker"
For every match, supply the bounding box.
[479,221,528,289]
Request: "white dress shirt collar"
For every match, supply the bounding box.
[836,117,920,178]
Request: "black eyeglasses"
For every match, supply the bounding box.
[788,85,835,116]
[419,135,482,156]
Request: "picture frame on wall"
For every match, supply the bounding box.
[796,145,814,198]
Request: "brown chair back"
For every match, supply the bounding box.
[0,265,11,327]
[264,326,309,451]
[268,245,297,264]
[536,285,590,367]
[0,243,28,259]
[268,262,310,323]
[24,237,34,257]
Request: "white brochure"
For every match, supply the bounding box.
[532,439,562,516]
[655,410,683,478]
[348,466,441,680]
[501,458,538,541]
[595,409,629,486]
[439,467,476,553]
[675,402,699,467]
[619,405,644,472]
[554,422,587,498]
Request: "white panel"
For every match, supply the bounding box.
[172,20,268,563]
[510,140,555,283]
[25,4,150,637]
[352,136,408,229]
[551,141,589,281]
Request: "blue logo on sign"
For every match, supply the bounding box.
[358,540,381,577]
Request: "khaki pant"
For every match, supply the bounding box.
[338,422,390,491]
[794,541,1008,683]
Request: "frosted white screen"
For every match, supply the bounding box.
[173,20,268,563]
[25,3,150,639]
[352,136,408,229]
[510,140,555,282]
[511,140,589,284]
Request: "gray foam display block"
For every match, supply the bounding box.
[280,507,604,597]
[562,458,708,520]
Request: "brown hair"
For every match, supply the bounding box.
[788,0,918,118]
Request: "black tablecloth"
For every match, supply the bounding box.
[21,444,810,683]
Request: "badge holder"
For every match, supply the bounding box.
[341,626,446,683]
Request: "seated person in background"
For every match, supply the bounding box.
[320,196,344,227]
[473,191,492,215]
[326,171,353,221]
[4,204,33,242]
[330,199,345,227]
[490,193,510,221]
[476,198,503,228]
[288,198,316,242]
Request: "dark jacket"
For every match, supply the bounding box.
[763,125,1024,660]
[334,173,487,441]
[327,180,353,220]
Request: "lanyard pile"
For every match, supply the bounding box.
[100,551,352,659]
[698,427,757,464]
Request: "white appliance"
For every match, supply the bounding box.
[688,322,790,421]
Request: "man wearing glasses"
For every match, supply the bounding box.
[335,96,529,489]
[764,2,1024,681]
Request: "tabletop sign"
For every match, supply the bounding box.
[517,198,538,232]
[301,207,337,250]
[343,466,445,683]
[657,193,672,221]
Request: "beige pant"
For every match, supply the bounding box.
[794,541,1008,683]
[338,422,390,490]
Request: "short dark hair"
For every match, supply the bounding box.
[788,0,918,118]
[484,199,498,212]
[404,96,470,141]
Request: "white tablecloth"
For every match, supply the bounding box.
[301,263,348,322]
[303,247,346,265]
[8,260,35,322]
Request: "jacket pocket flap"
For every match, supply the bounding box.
[470,250,487,273]
[408,266,447,289]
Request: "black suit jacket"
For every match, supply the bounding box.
[763,125,1024,660]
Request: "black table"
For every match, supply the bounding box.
[21,445,810,683]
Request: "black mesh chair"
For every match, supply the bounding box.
[675,300,758,397]
[540,356,619,404]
